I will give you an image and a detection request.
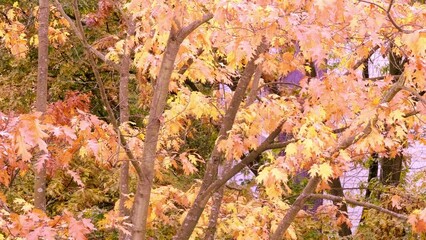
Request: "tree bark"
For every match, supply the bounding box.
[204,186,224,240]
[330,178,352,236]
[34,0,49,211]
[118,15,135,240]
[379,47,404,186]
[270,176,321,240]
[130,32,181,240]
[204,65,264,239]
[130,14,213,239]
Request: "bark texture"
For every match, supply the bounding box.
[118,16,135,240]
[130,14,213,239]
[34,0,49,211]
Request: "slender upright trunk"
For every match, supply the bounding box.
[379,47,404,186]
[131,14,213,239]
[34,0,49,211]
[174,41,268,240]
[204,65,263,239]
[330,178,352,236]
[130,35,181,240]
[118,17,135,240]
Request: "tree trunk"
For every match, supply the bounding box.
[380,154,403,185]
[204,186,224,240]
[118,17,135,240]
[330,178,352,236]
[174,41,268,240]
[130,34,181,240]
[378,47,404,186]
[204,65,263,239]
[34,0,49,211]
[130,14,213,239]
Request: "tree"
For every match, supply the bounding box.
[33,0,49,211]
[1,0,426,239]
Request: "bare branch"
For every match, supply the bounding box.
[176,13,214,42]
[246,65,262,106]
[309,193,408,220]
[358,0,412,34]
[54,0,143,179]
[53,0,120,70]
[352,45,380,70]
[401,86,426,105]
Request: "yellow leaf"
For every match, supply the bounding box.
[309,163,333,180]
[13,198,33,212]
[124,197,134,210]
[318,163,333,180]
[285,142,297,156]
[339,149,351,161]
[285,225,297,240]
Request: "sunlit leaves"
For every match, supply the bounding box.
[308,162,333,180]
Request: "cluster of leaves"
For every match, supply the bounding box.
[0,93,121,239]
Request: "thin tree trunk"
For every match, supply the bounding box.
[330,178,352,236]
[34,0,49,211]
[204,65,263,239]
[130,14,213,239]
[270,176,321,240]
[204,185,224,240]
[271,74,405,239]
[130,34,181,240]
[118,16,135,240]
[174,41,268,240]
[379,47,404,186]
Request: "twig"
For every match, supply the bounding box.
[53,0,120,70]
[358,0,412,34]
[309,193,408,220]
[401,86,426,105]
[352,45,380,70]
[55,0,144,179]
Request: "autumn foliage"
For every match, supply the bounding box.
[1,0,426,239]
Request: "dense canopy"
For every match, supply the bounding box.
[0,0,426,239]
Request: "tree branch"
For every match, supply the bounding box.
[201,119,286,203]
[176,13,214,42]
[309,193,408,220]
[53,0,120,70]
[352,45,380,70]
[270,176,322,240]
[54,0,143,179]
[358,0,412,34]
[271,74,406,239]
[401,86,426,105]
